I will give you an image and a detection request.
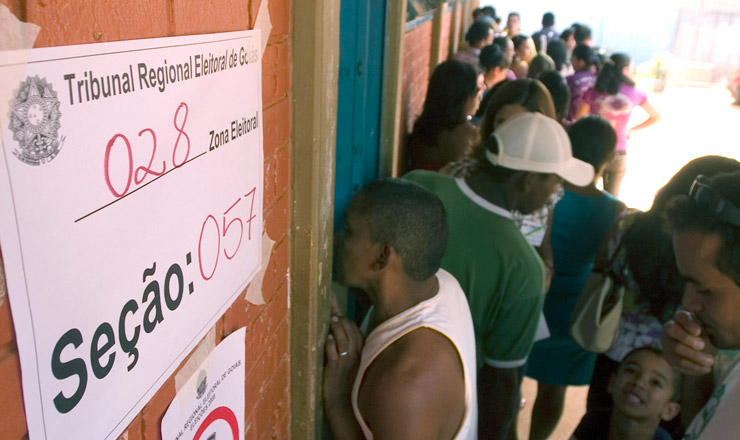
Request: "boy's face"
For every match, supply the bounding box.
[608,350,680,422]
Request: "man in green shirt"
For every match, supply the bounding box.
[407,112,594,439]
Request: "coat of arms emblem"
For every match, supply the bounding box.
[9,75,63,165]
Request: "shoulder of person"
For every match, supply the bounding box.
[593,207,639,269]
[360,328,463,411]
[614,199,628,215]
[359,328,465,436]
[450,119,481,141]
[440,120,477,140]
[403,168,438,182]
[367,328,462,389]
[621,82,647,98]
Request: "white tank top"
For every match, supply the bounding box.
[351,269,478,439]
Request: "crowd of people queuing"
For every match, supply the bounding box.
[322,6,740,440]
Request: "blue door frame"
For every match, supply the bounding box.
[334,0,386,231]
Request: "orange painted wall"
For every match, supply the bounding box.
[0,1,292,439]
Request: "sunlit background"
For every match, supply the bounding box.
[483,0,740,212]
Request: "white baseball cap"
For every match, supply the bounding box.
[485,112,595,187]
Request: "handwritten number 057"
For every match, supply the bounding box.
[198,189,258,281]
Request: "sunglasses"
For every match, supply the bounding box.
[690,175,740,227]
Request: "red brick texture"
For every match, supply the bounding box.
[440,8,452,62]
[456,4,465,50]
[399,19,434,174]
[0,1,292,439]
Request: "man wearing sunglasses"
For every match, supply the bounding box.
[662,172,740,439]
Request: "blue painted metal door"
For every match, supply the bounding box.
[334,0,386,231]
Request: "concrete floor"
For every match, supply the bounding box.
[516,378,588,440]
[514,83,740,440]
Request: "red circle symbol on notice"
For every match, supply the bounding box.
[192,406,239,440]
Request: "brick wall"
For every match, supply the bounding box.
[455,2,465,54]
[399,19,433,173]
[0,1,292,439]
[440,8,453,61]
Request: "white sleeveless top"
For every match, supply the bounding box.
[351,269,478,439]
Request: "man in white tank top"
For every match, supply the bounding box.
[323,178,478,439]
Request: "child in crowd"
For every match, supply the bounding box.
[572,347,681,440]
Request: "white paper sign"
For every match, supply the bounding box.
[0,30,263,440]
[162,328,246,440]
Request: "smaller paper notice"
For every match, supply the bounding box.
[162,328,246,440]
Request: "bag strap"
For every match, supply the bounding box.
[605,236,629,284]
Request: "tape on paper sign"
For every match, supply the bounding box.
[253,0,272,55]
[245,231,275,305]
[0,6,41,154]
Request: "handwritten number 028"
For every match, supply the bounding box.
[103,102,190,198]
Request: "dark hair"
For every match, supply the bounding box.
[665,170,740,287]
[479,78,556,141]
[466,20,493,45]
[653,156,740,213]
[511,34,530,52]
[592,48,609,71]
[480,44,508,73]
[537,70,571,123]
[560,28,574,43]
[352,178,448,281]
[527,54,555,79]
[493,36,512,53]
[567,115,616,170]
[472,7,483,20]
[546,39,567,71]
[620,346,681,401]
[411,60,479,146]
[572,44,595,67]
[573,23,592,44]
[475,79,510,119]
[624,156,740,321]
[481,6,496,18]
[542,12,555,27]
[470,79,556,179]
[595,53,634,95]
[508,12,520,19]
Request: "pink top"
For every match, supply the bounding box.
[584,83,647,152]
[565,70,597,124]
